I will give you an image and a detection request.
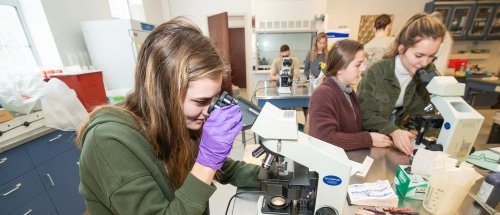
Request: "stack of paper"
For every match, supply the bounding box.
[347,180,399,208]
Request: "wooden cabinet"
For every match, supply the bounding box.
[425,1,500,41]
[0,130,84,215]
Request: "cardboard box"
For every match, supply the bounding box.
[0,108,13,122]
[394,165,428,200]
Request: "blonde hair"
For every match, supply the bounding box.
[77,17,228,188]
[385,13,446,58]
[309,32,328,62]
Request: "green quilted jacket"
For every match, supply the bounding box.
[357,57,432,135]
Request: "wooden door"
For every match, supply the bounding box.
[229,28,246,88]
[208,12,233,95]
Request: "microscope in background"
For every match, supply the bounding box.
[277,57,293,94]
[208,93,372,215]
[410,67,484,161]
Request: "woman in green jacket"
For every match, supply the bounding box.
[76,18,260,215]
[357,13,446,155]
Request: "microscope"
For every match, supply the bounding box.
[411,67,484,162]
[209,92,373,215]
[277,57,293,94]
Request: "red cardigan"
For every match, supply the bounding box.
[308,77,372,150]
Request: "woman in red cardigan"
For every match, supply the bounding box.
[308,39,393,150]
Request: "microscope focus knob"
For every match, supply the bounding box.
[315,207,338,215]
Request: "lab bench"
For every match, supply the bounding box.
[254,80,312,108]
[464,77,500,108]
[0,127,85,215]
[230,109,500,215]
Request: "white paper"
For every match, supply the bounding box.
[412,148,457,176]
[347,180,398,207]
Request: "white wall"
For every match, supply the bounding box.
[143,0,166,25]
[326,0,429,40]
[164,0,254,91]
[254,0,326,25]
[41,0,112,66]
[40,0,165,67]
[164,0,251,35]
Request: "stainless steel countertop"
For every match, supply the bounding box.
[234,145,495,214]
[0,126,55,153]
[234,108,500,215]
[254,81,312,100]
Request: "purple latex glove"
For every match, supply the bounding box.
[196,104,243,170]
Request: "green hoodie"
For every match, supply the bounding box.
[78,108,260,215]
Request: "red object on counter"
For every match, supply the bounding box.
[448,59,468,71]
[51,71,107,112]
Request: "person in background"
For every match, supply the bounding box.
[77,18,259,215]
[269,44,300,82]
[308,39,393,151]
[364,14,393,68]
[430,11,454,74]
[304,32,328,79]
[357,13,446,155]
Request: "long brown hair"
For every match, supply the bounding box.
[309,32,328,62]
[324,39,363,77]
[77,17,228,188]
[384,13,446,58]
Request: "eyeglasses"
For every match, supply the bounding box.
[281,55,289,58]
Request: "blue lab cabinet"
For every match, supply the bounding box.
[425,1,500,40]
[0,130,85,215]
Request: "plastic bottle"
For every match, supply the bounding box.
[309,73,315,90]
[476,172,500,208]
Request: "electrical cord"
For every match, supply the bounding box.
[224,190,265,215]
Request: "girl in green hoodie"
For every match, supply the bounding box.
[76,17,259,215]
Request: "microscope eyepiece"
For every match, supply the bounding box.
[282,58,293,67]
[207,91,261,128]
[207,91,239,114]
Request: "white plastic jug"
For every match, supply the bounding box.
[422,165,482,214]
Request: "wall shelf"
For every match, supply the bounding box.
[449,53,491,60]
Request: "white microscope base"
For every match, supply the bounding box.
[277,87,291,94]
[257,195,265,215]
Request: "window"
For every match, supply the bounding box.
[108,0,146,22]
[0,0,38,72]
[256,32,315,68]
